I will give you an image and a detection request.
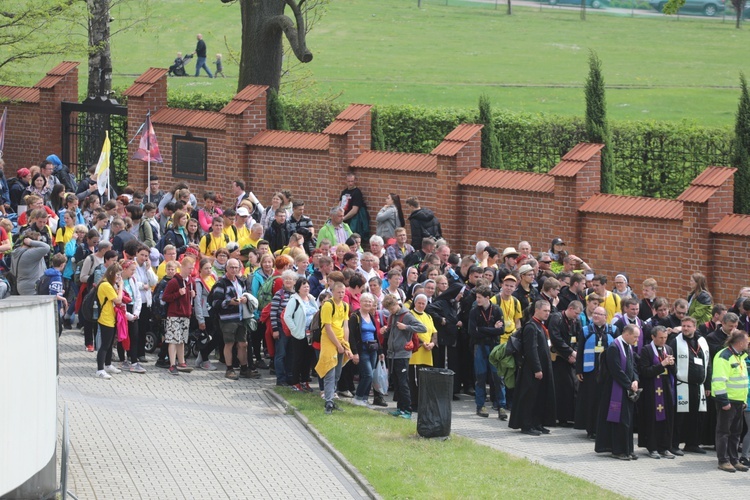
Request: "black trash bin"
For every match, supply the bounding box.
[417,368,454,438]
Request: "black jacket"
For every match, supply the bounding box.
[408,208,442,248]
[264,220,290,253]
[8,177,29,212]
[426,284,462,347]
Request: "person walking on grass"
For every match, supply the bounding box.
[162,255,196,375]
[193,34,213,78]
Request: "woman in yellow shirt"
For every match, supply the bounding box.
[96,263,124,379]
[409,293,437,412]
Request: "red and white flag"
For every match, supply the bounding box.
[133,115,163,163]
[0,108,7,157]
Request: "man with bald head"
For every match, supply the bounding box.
[193,33,213,78]
[575,306,618,439]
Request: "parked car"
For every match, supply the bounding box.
[648,0,726,17]
[548,0,610,8]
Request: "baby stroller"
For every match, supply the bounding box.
[168,53,193,77]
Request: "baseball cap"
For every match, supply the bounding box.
[236,207,250,217]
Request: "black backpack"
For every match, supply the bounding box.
[35,274,54,296]
[151,278,170,320]
[80,282,107,323]
[504,327,524,364]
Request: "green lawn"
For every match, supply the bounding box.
[6,0,750,125]
[277,388,625,499]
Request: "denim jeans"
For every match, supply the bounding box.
[323,354,344,405]
[195,57,213,77]
[274,334,289,384]
[474,344,505,410]
[356,349,378,400]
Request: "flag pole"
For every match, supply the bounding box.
[147,111,152,202]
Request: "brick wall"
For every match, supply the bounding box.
[5,63,749,309]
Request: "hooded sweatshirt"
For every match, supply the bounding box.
[408,208,442,248]
[385,306,427,360]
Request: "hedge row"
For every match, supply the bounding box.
[155,91,733,199]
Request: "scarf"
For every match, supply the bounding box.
[607,337,629,423]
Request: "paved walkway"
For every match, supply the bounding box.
[55,330,370,499]
[56,328,742,499]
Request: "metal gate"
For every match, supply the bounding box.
[61,96,128,190]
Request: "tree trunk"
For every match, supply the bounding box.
[233,0,313,92]
[580,0,587,20]
[507,0,512,15]
[87,0,112,98]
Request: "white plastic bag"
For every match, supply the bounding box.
[373,360,389,394]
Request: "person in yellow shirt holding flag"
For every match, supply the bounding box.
[315,281,352,415]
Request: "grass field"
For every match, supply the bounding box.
[277,388,625,499]
[6,0,750,125]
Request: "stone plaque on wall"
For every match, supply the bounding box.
[172,133,207,181]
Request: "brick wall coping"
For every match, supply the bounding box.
[459,168,554,193]
[711,213,750,236]
[579,193,683,220]
[350,150,436,173]
[247,130,329,151]
[152,108,225,131]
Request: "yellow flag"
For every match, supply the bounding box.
[95,131,111,196]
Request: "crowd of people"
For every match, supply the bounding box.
[0,164,748,472]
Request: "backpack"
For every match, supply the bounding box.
[257,275,282,311]
[80,282,108,323]
[504,327,524,364]
[203,232,229,253]
[310,299,349,345]
[151,278,170,320]
[35,274,54,295]
[281,297,302,337]
[74,252,91,285]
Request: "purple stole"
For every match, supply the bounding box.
[606,339,628,423]
[651,343,667,422]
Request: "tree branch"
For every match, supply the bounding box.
[265,0,313,63]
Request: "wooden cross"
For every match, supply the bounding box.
[655,387,663,396]
[657,404,664,413]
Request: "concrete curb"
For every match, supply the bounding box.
[265,389,382,500]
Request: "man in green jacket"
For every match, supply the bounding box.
[316,206,352,248]
[712,329,749,473]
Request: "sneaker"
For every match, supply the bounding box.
[86,345,95,352]
[389,409,404,417]
[660,450,675,459]
[718,462,736,473]
[291,384,304,392]
[225,368,239,380]
[256,359,269,369]
[332,403,345,412]
[302,382,314,393]
[199,361,217,371]
[104,365,121,374]
[176,363,193,373]
[476,407,489,418]
[194,352,204,368]
[400,411,412,420]
[333,392,340,399]
[498,408,509,421]
[648,450,661,459]
[168,365,179,376]
[155,359,171,368]
[740,457,750,467]
[325,403,334,415]
[129,362,146,374]
[351,398,368,407]
[338,390,354,398]
[138,356,148,364]
[95,370,111,379]
[120,360,132,370]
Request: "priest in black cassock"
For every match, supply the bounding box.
[549,300,583,427]
[508,300,556,436]
[595,324,640,460]
[637,326,677,459]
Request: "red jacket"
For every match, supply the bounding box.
[162,274,193,318]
